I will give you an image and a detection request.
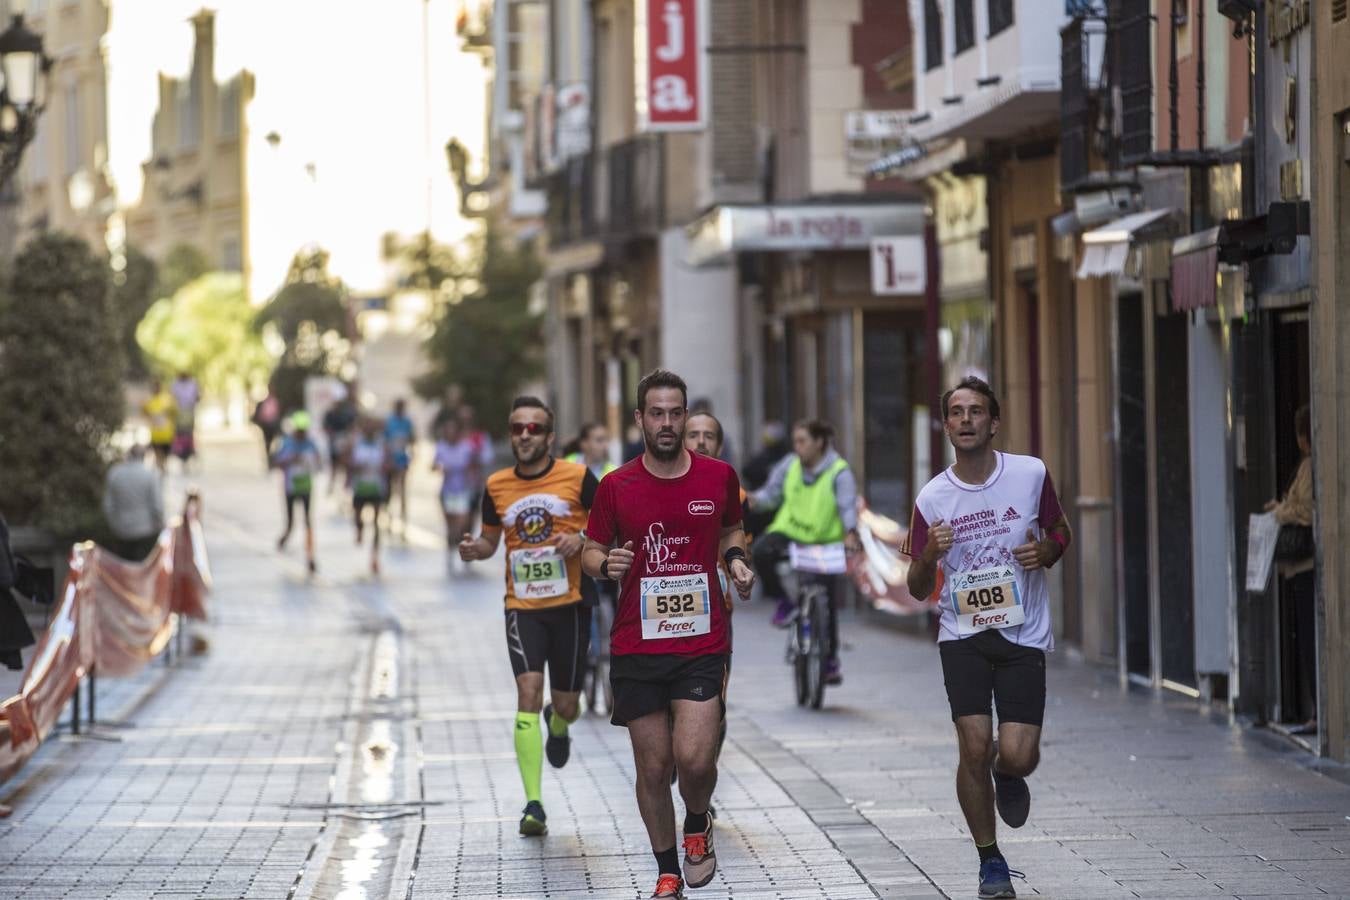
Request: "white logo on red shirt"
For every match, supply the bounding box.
[688,500,715,516]
[643,522,699,574]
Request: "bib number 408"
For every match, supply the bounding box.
[653,593,698,615]
[963,586,1008,609]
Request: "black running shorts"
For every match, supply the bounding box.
[609,653,728,727]
[938,630,1047,726]
[505,603,591,693]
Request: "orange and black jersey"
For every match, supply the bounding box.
[481,458,599,610]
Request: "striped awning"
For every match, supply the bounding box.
[1171,227,1222,311]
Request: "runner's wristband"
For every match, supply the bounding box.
[723,547,747,568]
[1048,531,1068,551]
[600,559,611,580]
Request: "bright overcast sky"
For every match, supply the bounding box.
[105,0,488,297]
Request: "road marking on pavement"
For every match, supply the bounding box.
[419,751,518,762]
[96,820,325,829]
[116,756,333,766]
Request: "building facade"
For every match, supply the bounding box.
[2,0,114,260]
[1311,0,1350,763]
[124,11,253,285]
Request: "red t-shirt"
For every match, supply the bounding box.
[586,451,743,656]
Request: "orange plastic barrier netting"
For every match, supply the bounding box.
[0,499,211,784]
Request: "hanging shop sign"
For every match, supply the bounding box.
[846,110,914,175]
[635,0,707,131]
[870,235,927,295]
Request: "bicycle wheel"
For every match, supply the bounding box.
[807,592,829,709]
[792,611,810,706]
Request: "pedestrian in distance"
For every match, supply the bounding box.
[903,376,1072,900]
[565,421,617,481]
[683,411,745,789]
[322,391,358,499]
[582,369,754,899]
[273,412,322,573]
[170,371,200,473]
[252,391,283,470]
[458,404,495,530]
[458,396,599,837]
[1265,404,1316,734]
[142,379,178,474]
[348,416,391,576]
[103,445,165,562]
[433,416,479,557]
[385,398,416,538]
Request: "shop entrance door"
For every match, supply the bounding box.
[1116,292,1152,680]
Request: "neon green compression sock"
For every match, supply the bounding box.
[514,711,543,803]
[548,705,578,738]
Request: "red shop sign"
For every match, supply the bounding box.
[638,0,706,131]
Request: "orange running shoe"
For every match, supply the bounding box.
[682,819,717,888]
[651,873,684,898]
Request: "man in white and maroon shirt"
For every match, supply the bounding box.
[904,376,1071,900]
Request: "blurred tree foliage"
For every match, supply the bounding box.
[158,243,211,299]
[137,273,274,402]
[0,233,123,537]
[110,245,159,379]
[253,247,353,411]
[410,226,543,430]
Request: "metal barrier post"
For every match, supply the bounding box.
[88,666,96,725]
[70,680,81,735]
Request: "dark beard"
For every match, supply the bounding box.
[645,428,682,462]
[513,442,548,466]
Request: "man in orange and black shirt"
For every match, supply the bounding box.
[459,396,599,837]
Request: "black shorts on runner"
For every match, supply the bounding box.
[505,603,591,693]
[609,653,728,727]
[938,630,1046,726]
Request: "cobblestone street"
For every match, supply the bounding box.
[0,437,1348,899]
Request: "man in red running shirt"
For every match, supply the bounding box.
[583,370,755,899]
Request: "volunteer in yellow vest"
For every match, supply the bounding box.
[565,421,618,481]
[750,419,862,684]
[458,396,600,838]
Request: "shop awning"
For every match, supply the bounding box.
[1171,227,1222,311]
[685,202,924,267]
[1075,208,1175,279]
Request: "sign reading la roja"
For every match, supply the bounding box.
[637,0,705,131]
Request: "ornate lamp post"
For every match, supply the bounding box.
[0,9,50,192]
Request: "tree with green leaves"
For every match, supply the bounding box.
[110,245,159,380]
[157,243,211,299]
[413,225,543,430]
[136,273,274,402]
[0,233,124,537]
[253,247,353,412]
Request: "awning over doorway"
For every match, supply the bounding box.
[1171,227,1222,312]
[685,202,924,267]
[1075,208,1175,279]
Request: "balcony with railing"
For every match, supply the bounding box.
[606,134,664,239]
[544,151,597,248]
[908,0,1069,144]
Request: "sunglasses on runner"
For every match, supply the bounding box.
[510,422,549,436]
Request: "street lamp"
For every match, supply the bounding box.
[0,10,50,192]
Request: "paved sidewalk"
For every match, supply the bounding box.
[0,436,1346,898]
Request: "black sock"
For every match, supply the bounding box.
[976,840,1002,863]
[683,810,709,834]
[654,846,680,876]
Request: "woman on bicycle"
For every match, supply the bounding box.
[750,419,862,684]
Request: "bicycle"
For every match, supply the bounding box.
[782,542,847,709]
[582,579,615,715]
